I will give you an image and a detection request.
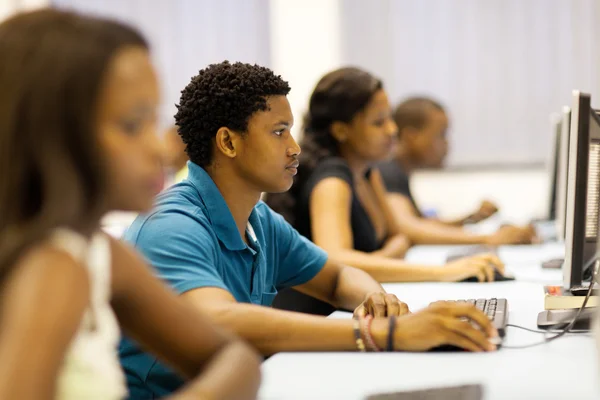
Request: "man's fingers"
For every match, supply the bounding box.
[442,330,485,352]
[443,304,497,337]
[445,318,491,352]
[399,302,410,315]
[384,294,400,317]
[354,305,367,318]
[368,294,387,318]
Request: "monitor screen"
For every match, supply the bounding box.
[563,91,600,289]
[555,106,571,241]
[547,113,561,221]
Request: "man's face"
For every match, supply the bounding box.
[409,108,449,168]
[231,95,300,193]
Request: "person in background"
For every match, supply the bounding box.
[0,9,260,400]
[120,61,501,399]
[377,97,536,245]
[163,125,189,185]
[266,67,505,316]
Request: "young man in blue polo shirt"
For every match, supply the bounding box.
[119,61,499,399]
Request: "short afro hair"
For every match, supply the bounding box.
[175,61,291,167]
[394,97,445,135]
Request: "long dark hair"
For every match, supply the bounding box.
[0,9,148,280]
[267,67,382,225]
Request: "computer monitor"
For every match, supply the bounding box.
[555,106,571,241]
[546,113,562,221]
[563,91,600,290]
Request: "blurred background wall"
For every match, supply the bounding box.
[6,0,600,219]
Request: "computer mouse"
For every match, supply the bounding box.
[429,337,503,352]
[460,270,515,283]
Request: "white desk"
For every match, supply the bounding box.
[405,242,565,269]
[259,245,599,400]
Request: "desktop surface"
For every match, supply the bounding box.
[259,246,598,400]
[405,242,565,270]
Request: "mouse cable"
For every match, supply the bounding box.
[502,251,599,349]
[506,323,592,336]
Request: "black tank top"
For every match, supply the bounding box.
[272,157,386,316]
[295,157,386,252]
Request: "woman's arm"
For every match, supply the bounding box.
[0,245,90,400]
[109,238,261,400]
[367,169,412,258]
[309,177,502,282]
[373,165,492,245]
[368,168,405,237]
[387,192,492,245]
[308,177,443,281]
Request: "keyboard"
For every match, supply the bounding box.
[445,245,499,263]
[456,298,508,338]
[429,298,508,352]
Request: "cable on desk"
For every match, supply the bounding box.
[502,252,599,350]
[506,323,592,336]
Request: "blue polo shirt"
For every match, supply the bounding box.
[118,161,328,399]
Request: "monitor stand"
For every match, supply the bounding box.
[542,258,564,269]
[569,281,599,296]
[537,308,595,331]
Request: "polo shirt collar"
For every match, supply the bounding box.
[187,161,247,251]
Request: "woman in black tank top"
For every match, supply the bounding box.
[267,68,504,316]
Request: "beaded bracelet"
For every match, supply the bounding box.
[362,315,381,352]
[353,317,366,352]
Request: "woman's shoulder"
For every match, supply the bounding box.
[3,236,91,309]
[315,156,351,169]
[309,156,353,184]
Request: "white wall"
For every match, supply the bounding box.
[412,168,549,224]
[0,0,48,21]
[268,0,342,139]
[341,0,600,168]
[53,0,271,128]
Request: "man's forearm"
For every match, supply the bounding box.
[195,302,357,355]
[331,265,384,311]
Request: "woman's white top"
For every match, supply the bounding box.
[50,228,127,400]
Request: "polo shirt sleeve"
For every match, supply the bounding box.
[126,210,227,295]
[267,207,328,289]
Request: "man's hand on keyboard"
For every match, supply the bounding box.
[441,253,504,282]
[354,292,410,318]
[380,301,500,352]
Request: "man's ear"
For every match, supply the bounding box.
[330,121,350,143]
[214,127,242,159]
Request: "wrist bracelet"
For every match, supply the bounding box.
[387,315,396,352]
[353,317,366,352]
[362,315,381,352]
